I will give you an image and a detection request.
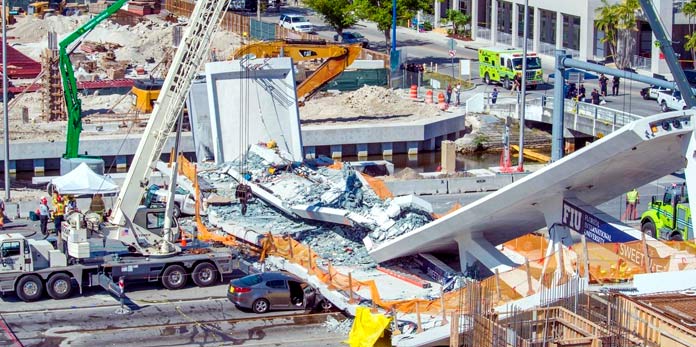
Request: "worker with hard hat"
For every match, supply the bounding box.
[52,191,65,234]
[38,196,50,236]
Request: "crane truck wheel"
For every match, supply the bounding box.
[661,101,669,113]
[16,275,44,302]
[192,262,217,287]
[641,220,657,239]
[46,273,73,300]
[252,298,270,313]
[161,264,187,290]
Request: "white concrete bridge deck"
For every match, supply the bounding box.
[368,110,695,271]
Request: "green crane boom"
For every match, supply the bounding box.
[60,0,128,159]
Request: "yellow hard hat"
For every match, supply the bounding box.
[267,140,277,149]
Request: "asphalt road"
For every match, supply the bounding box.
[0,282,347,347]
[253,4,663,117]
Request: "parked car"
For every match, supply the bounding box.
[278,13,313,33]
[333,31,369,48]
[228,0,256,12]
[227,271,333,313]
[640,85,670,100]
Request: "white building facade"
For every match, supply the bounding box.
[435,0,686,74]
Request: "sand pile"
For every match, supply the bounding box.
[9,15,86,43]
[300,86,441,125]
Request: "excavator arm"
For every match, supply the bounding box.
[231,40,362,101]
[59,0,128,159]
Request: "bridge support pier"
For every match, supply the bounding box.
[456,232,518,278]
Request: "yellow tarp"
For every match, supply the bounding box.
[346,306,392,347]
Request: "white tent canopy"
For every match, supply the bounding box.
[51,163,120,195]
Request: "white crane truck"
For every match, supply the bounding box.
[0,0,244,302]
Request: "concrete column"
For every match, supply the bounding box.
[511,3,519,47]
[356,143,368,158]
[491,0,498,44]
[471,0,479,38]
[532,6,541,53]
[330,145,342,160]
[434,0,441,28]
[651,0,672,74]
[453,0,459,11]
[407,141,420,155]
[116,155,127,170]
[424,138,436,151]
[555,11,564,50]
[304,146,316,160]
[579,9,593,61]
[441,140,456,173]
[33,159,45,174]
[381,143,393,157]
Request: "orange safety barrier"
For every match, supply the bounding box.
[432,202,462,219]
[175,153,240,248]
[409,85,418,100]
[437,92,447,111]
[424,90,433,104]
[359,173,393,200]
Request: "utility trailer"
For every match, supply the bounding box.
[0,230,247,302]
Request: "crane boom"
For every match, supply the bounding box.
[231,40,362,101]
[110,0,230,226]
[60,0,128,159]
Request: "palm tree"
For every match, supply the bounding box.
[683,0,696,68]
[595,0,639,69]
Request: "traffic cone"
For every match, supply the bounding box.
[437,92,448,110]
[409,85,418,99]
[425,90,433,104]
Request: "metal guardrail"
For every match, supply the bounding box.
[476,27,491,40]
[480,92,642,135]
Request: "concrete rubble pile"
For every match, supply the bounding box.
[200,144,436,266]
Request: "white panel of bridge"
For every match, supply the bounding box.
[368,110,696,272]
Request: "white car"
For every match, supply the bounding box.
[148,186,206,217]
[278,14,313,33]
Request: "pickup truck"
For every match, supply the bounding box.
[656,90,687,112]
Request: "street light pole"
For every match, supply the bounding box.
[2,0,9,200]
[517,0,528,172]
[391,0,396,53]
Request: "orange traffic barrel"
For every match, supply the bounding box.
[437,92,447,110]
[425,90,433,104]
[410,85,418,99]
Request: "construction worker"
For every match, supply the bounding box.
[622,188,640,221]
[52,191,65,234]
[38,196,49,236]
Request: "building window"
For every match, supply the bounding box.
[516,4,534,40]
[497,1,512,34]
[477,0,492,28]
[459,0,470,14]
[594,26,607,58]
[539,9,556,44]
[562,13,580,51]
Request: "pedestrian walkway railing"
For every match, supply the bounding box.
[497,31,513,46]
[632,55,652,70]
[515,37,533,49]
[476,26,491,40]
[538,42,556,57]
[546,97,642,134]
[480,92,642,136]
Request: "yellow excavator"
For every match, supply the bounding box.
[230,39,362,102]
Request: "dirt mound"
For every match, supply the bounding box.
[393,167,421,180]
[301,86,441,124]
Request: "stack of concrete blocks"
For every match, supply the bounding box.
[441,140,456,173]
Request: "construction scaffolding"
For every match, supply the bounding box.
[41,31,65,122]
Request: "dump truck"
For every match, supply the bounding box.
[478,47,543,89]
[640,183,693,241]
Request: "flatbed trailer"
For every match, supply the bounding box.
[0,233,250,302]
